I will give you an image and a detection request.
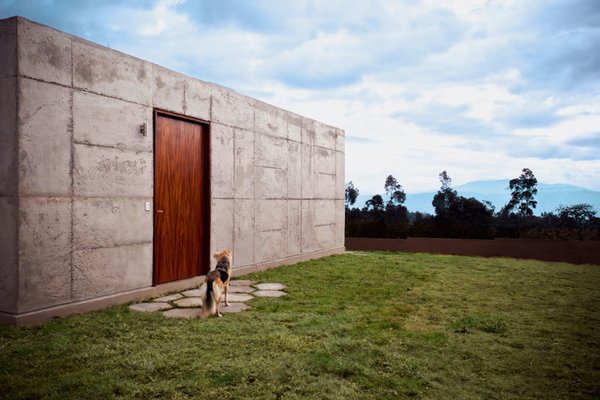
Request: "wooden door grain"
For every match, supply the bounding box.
[154,112,209,284]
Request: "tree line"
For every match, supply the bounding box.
[345,168,600,240]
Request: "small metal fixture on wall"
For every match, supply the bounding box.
[140,123,147,136]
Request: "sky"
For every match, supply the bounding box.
[2,0,599,195]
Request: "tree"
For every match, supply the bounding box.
[345,181,359,209]
[439,170,452,190]
[432,170,458,216]
[384,175,406,208]
[364,194,384,211]
[557,203,597,226]
[482,200,495,214]
[503,168,538,216]
[432,188,459,216]
[557,203,597,239]
[431,171,494,238]
[450,197,495,238]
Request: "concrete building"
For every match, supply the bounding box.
[0,17,345,326]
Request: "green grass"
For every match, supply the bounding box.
[1,252,599,399]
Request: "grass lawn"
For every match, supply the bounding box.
[1,252,599,399]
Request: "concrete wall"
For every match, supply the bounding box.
[0,17,345,322]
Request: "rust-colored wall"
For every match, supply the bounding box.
[345,237,600,265]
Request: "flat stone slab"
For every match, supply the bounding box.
[228,285,255,293]
[129,302,173,312]
[174,297,202,308]
[229,280,255,286]
[220,303,250,313]
[254,290,287,298]
[154,293,183,302]
[226,293,254,302]
[163,308,201,319]
[181,289,202,297]
[255,283,287,291]
[130,280,286,317]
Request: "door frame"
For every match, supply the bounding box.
[152,109,211,286]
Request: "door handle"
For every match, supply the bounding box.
[157,209,164,213]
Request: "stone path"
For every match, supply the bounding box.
[129,280,287,319]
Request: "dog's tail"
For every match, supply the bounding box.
[200,275,223,318]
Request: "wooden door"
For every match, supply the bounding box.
[154,112,210,285]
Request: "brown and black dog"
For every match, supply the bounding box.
[199,249,232,318]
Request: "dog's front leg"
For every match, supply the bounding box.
[225,285,230,307]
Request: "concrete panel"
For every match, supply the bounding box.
[18,196,71,312]
[301,200,318,253]
[255,100,287,138]
[73,39,152,105]
[287,200,302,255]
[287,141,302,198]
[315,173,337,199]
[210,123,234,198]
[18,78,71,196]
[17,18,72,86]
[185,78,212,121]
[256,166,287,199]
[234,128,254,199]
[19,196,71,264]
[73,198,152,250]
[336,131,345,153]
[73,91,152,152]
[19,257,71,312]
[74,143,152,197]
[301,118,315,145]
[301,143,315,199]
[336,150,345,200]
[152,64,185,114]
[287,112,302,142]
[0,196,18,313]
[0,77,17,196]
[315,224,337,249]
[255,133,288,169]
[72,244,152,300]
[0,18,17,78]
[211,85,254,129]
[255,230,287,263]
[210,198,234,257]
[314,200,336,226]
[315,147,335,174]
[335,199,345,247]
[314,120,337,150]
[233,199,254,267]
[256,200,287,232]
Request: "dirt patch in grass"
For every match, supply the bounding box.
[1,252,598,399]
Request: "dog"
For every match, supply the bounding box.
[199,249,232,318]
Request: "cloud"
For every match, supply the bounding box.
[502,0,600,91]
[135,0,190,37]
[567,133,600,147]
[347,135,377,144]
[268,30,370,88]
[392,103,493,137]
[530,0,600,33]
[1,0,600,193]
[508,143,599,161]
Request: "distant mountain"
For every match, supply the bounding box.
[352,180,600,215]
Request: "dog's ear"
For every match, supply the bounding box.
[213,252,219,259]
